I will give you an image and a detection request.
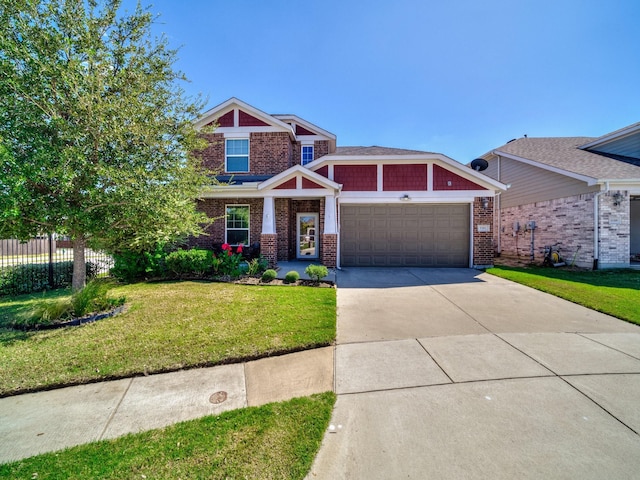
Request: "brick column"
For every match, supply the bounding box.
[321,233,337,268]
[473,197,494,267]
[260,233,278,268]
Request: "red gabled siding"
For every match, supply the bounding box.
[275,178,296,190]
[296,124,315,136]
[433,165,483,190]
[315,166,329,178]
[217,111,234,127]
[334,165,378,191]
[302,177,323,189]
[239,110,270,127]
[383,164,428,191]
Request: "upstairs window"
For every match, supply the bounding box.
[226,139,249,172]
[226,205,249,246]
[301,145,314,165]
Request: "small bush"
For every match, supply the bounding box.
[246,256,269,275]
[12,279,125,329]
[110,244,167,282]
[71,279,124,317]
[305,264,329,283]
[284,271,300,284]
[261,269,277,282]
[165,249,214,277]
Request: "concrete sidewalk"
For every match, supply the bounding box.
[307,267,640,480]
[0,347,333,464]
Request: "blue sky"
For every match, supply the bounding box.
[136,0,639,163]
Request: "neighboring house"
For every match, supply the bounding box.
[191,97,506,269]
[480,122,640,269]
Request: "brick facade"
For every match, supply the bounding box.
[192,198,264,249]
[322,233,337,267]
[260,234,277,268]
[495,191,630,268]
[473,197,494,267]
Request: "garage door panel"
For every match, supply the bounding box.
[341,204,469,267]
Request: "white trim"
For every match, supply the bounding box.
[195,97,296,138]
[307,155,507,191]
[492,150,598,186]
[225,138,250,173]
[262,197,275,234]
[324,195,338,234]
[216,126,288,134]
[301,144,314,166]
[272,114,337,141]
[225,204,250,246]
[258,165,341,191]
[377,164,383,192]
[579,123,640,150]
[296,213,319,260]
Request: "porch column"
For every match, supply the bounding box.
[262,196,275,234]
[322,195,338,268]
[261,196,277,268]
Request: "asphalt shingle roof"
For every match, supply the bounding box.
[333,146,437,156]
[493,137,640,180]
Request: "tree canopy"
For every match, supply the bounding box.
[0,0,211,289]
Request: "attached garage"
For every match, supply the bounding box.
[340,204,470,267]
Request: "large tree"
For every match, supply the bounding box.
[0,0,210,290]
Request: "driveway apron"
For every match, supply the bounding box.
[308,267,640,480]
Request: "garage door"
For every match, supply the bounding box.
[340,204,470,267]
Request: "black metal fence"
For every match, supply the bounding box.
[0,235,113,296]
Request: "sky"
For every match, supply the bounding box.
[128,0,639,163]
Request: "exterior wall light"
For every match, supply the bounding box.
[613,192,624,206]
[400,194,411,201]
[481,197,490,209]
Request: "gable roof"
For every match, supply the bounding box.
[311,146,507,191]
[579,121,640,159]
[194,97,295,137]
[489,136,640,183]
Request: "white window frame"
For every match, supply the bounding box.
[225,204,250,246]
[301,144,314,165]
[225,138,249,173]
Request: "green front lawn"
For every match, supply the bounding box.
[0,392,335,479]
[486,266,640,325]
[0,281,336,396]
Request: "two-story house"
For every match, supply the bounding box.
[190,98,506,269]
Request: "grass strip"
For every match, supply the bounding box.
[487,266,640,325]
[0,281,336,396]
[0,392,335,479]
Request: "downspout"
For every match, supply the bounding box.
[593,182,609,270]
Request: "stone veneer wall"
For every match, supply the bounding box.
[496,191,630,268]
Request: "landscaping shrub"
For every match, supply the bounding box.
[12,279,125,329]
[165,249,214,277]
[305,264,329,283]
[0,261,99,296]
[212,244,244,277]
[246,256,269,275]
[284,270,300,284]
[110,244,168,282]
[261,269,277,282]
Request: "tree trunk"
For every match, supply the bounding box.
[72,236,87,291]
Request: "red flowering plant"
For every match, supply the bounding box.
[212,243,244,277]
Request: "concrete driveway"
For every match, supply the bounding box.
[308,268,640,479]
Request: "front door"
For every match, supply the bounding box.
[297,213,319,259]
